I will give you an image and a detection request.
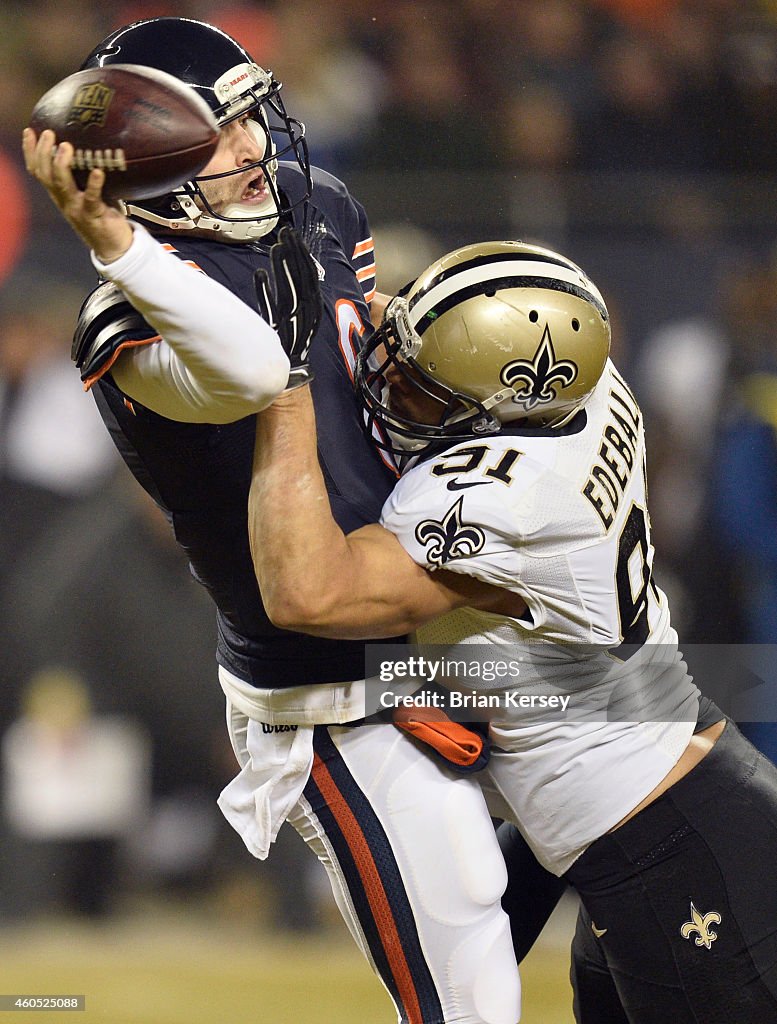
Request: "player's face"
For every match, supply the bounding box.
[195,115,271,213]
[384,360,449,426]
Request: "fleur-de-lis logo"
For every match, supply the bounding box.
[500,325,578,410]
[415,498,485,567]
[680,902,722,949]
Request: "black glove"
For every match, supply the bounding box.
[254,226,323,390]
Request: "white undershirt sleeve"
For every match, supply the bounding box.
[90,223,291,423]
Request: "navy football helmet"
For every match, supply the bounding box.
[81,17,311,240]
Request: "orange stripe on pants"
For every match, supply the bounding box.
[311,752,426,1024]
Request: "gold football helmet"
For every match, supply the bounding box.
[355,240,611,454]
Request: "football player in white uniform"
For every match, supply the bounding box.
[248,240,777,1022]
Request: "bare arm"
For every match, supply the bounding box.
[249,387,525,639]
[370,291,392,329]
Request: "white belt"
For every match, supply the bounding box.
[218,665,367,725]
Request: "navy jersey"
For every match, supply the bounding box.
[76,164,400,687]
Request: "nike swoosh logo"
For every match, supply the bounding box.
[591,923,608,938]
[446,480,494,492]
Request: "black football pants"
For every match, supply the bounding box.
[566,720,777,1024]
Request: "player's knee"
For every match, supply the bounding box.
[467,914,522,1023]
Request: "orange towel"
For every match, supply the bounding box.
[393,705,484,767]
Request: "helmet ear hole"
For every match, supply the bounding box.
[572,319,580,331]
[529,310,539,323]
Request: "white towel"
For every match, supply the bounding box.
[217,706,315,860]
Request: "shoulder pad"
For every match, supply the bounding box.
[72,281,157,382]
[279,161,349,205]
[308,163,349,198]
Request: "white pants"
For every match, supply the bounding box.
[221,704,521,1024]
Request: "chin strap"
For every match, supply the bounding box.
[122,190,279,242]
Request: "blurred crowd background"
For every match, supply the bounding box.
[1,0,777,932]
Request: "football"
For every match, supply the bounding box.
[29,64,220,201]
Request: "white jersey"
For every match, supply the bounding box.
[381,360,699,873]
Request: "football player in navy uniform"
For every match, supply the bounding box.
[23,18,529,1024]
[246,240,777,1023]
